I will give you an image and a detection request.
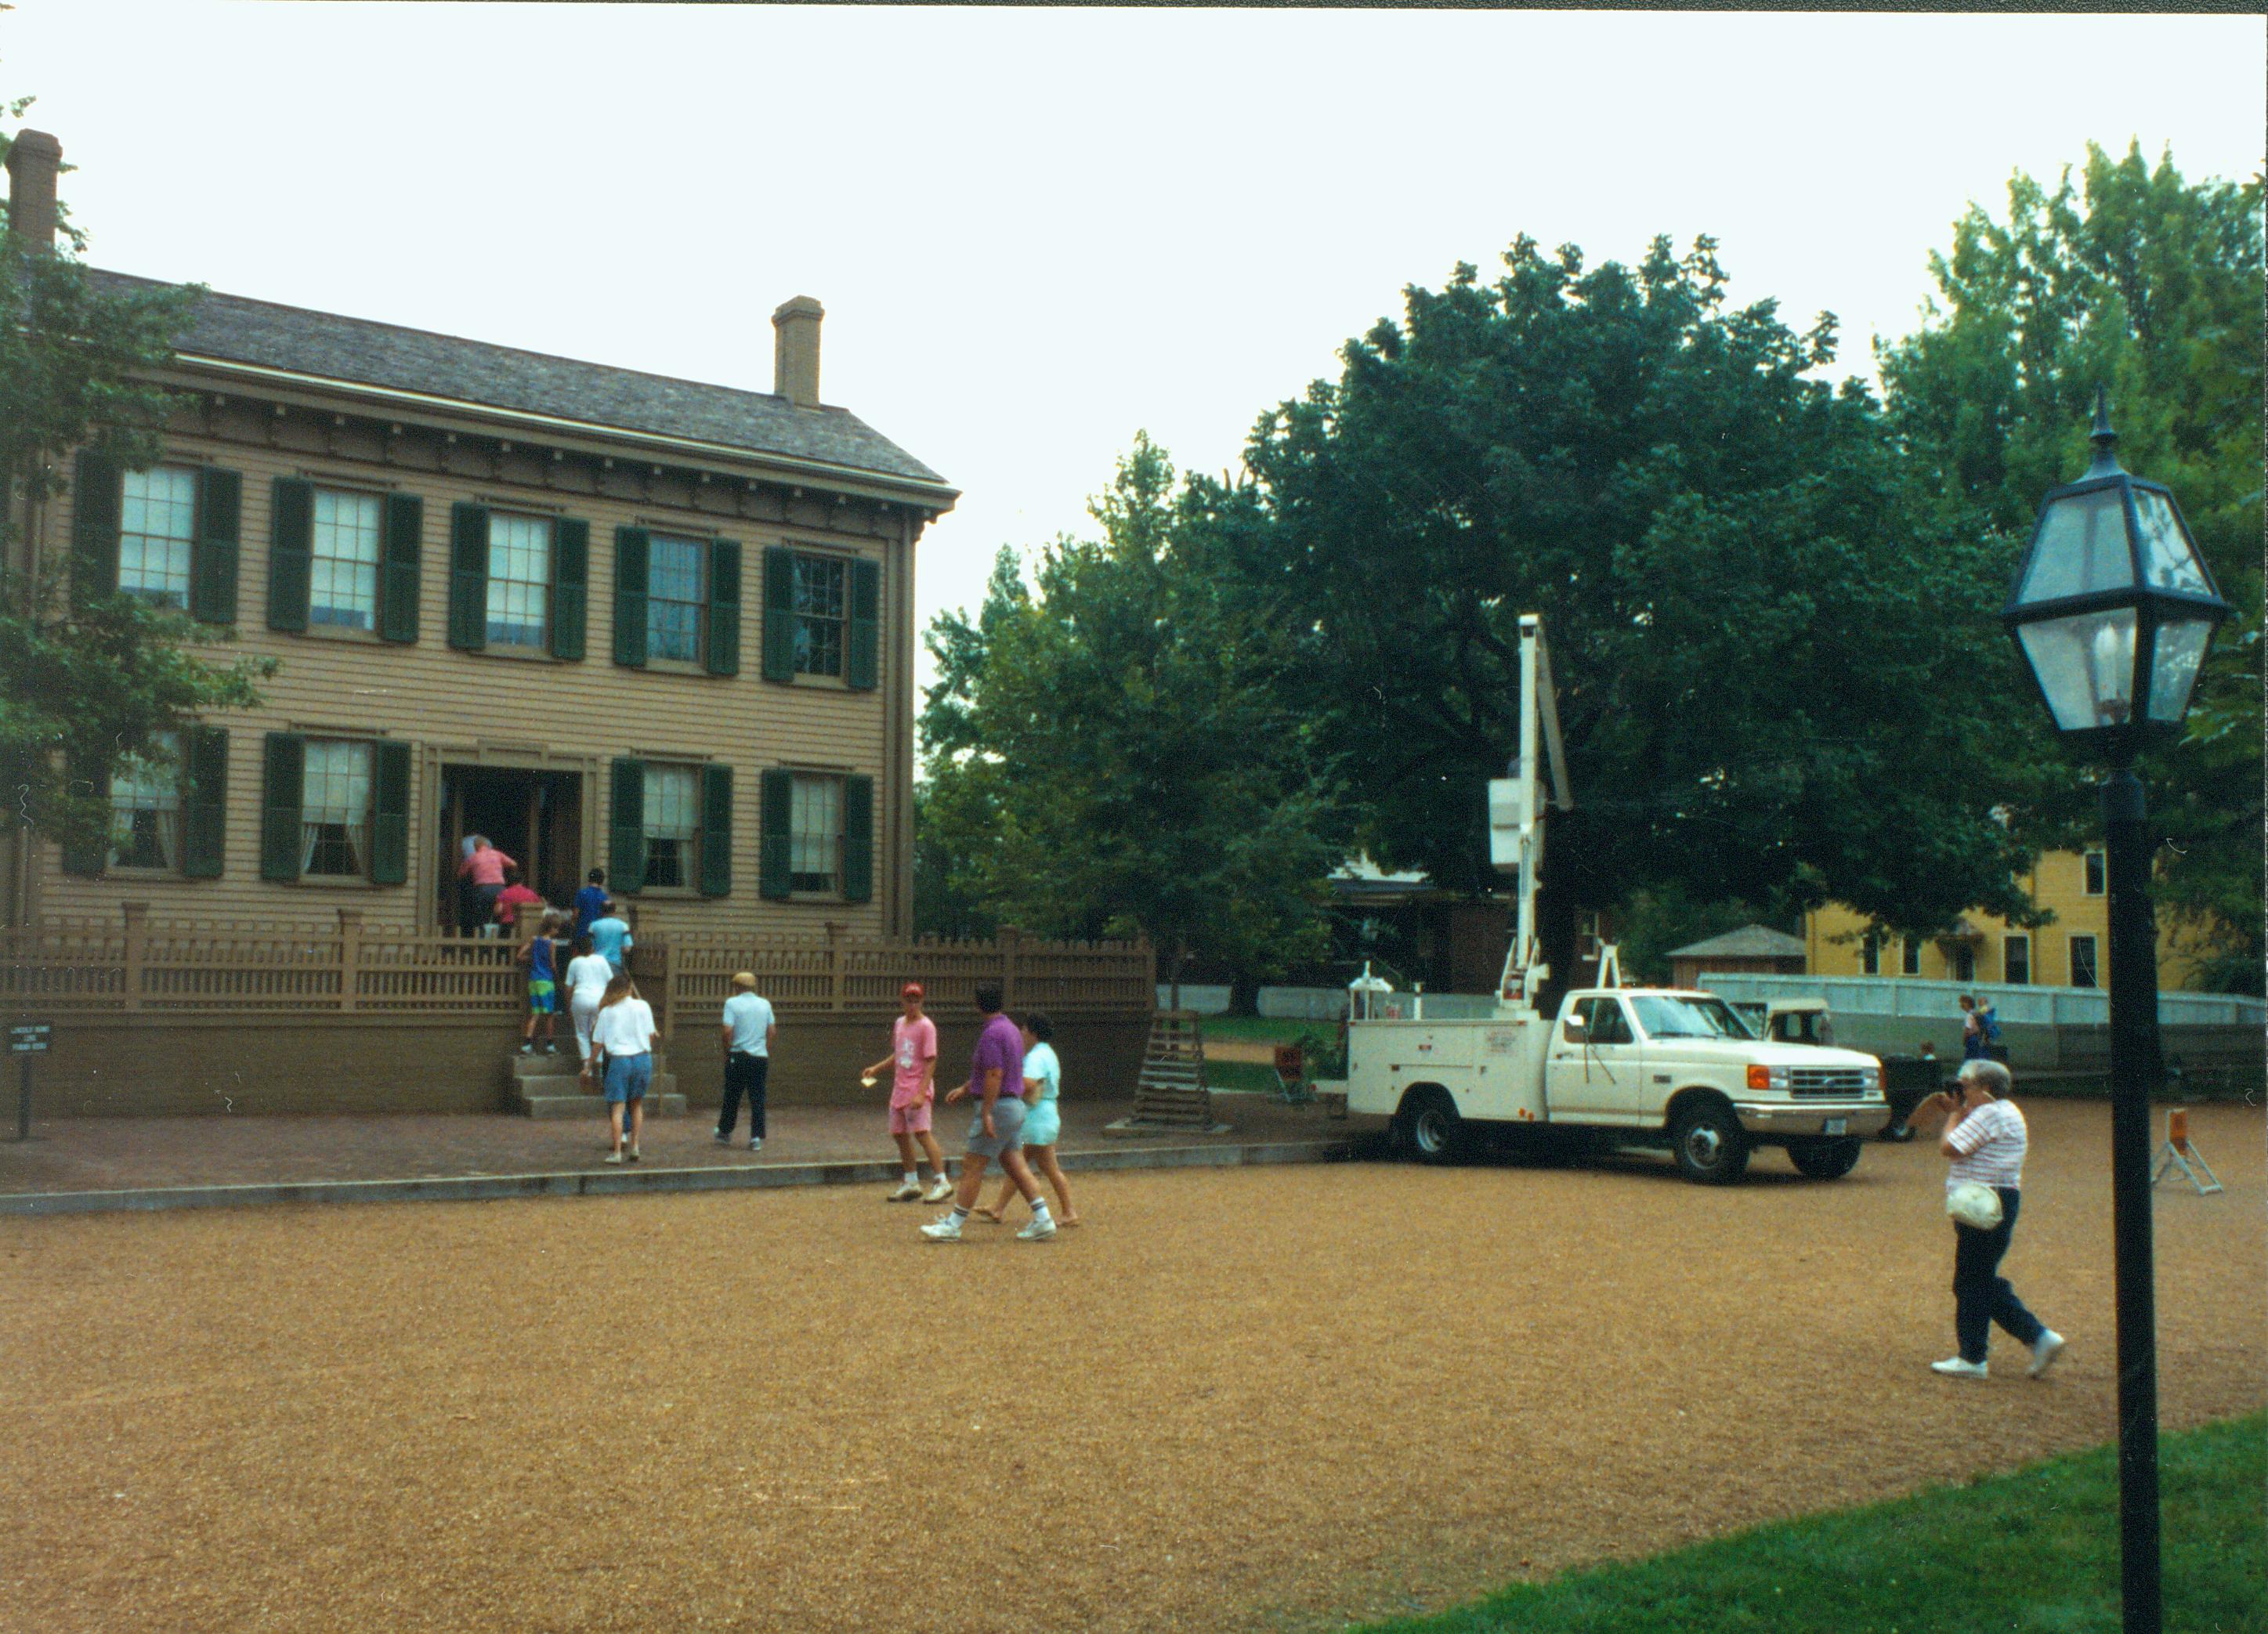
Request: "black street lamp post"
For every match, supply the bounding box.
[1999,390,2231,1634]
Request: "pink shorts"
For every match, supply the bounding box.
[889,1101,933,1136]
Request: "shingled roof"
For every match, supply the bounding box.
[88,269,953,493]
[1666,924,1809,960]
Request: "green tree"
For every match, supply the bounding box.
[2,113,269,867]
[1224,233,2036,985]
[918,436,1343,1000]
[1879,143,2264,990]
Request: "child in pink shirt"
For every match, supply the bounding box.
[863,983,950,1203]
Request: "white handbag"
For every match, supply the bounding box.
[1946,1180,2005,1230]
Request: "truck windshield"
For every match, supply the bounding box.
[1630,994,1751,1040]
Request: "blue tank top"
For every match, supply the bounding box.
[530,936,556,981]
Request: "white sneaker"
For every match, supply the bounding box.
[2029,1331,2067,1379]
[920,1215,964,1242]
[886,1182,922,1202]
[603,1151,624,1165]
[1930,1356,1988,1379]
[748,1137,763,1151]
[921,1177,955,1204]
[1016,1216,1058,1242]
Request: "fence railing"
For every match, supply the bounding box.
[1698,971,2266,1029]
[1,906,1154,1030]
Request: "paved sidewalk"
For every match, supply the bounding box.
[0,1092,1358,1199]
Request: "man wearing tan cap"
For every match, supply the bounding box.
[716,971,776,1151]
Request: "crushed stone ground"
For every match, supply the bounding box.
[3,1099,2259,1632]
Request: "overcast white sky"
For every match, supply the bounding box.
[8,3,2264,700]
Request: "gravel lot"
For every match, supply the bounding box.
[4,1099,2259,1633]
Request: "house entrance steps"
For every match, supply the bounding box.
[505,1050,686,1120]
[1105,1011,1229,1135]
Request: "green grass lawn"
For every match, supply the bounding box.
[1200,1014,1323,1044]
[1206,1060,1289,1094]
[1357,1413,2266,1633]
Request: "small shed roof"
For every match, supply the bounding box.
[1667,924,1808,960]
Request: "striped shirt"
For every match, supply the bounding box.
[1947,1098,2027,1189]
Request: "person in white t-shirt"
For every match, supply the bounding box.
[715,971,777,1151]
[562,934,615,1064]
[586,971,658,1164]
[1919,1057,2064,1381]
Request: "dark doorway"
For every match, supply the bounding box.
[437,766,584,931]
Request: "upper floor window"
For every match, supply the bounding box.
[2082,849,2106,896]
[647,534,706,664]
[2069,934,2100,989]
[642,764,701,889]
[792,554,847,676]
[118,467,197,609]
[312,489,384,631]
[110,732,183,870]
[486,513,552,648]
[301,739,374,877]
[790,773,842,893]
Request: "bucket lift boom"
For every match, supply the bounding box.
[1488,615,1575,1010]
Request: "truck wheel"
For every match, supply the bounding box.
[1398,1088,1463,1165]
[1789,1137,1864,1180]
[1670,1101,1750,1185]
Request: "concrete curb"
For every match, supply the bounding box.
[0,1136,1368,1218]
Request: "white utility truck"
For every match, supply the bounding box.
[1337,615,1890,1184]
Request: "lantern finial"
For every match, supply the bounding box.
[2086,386,2122,477]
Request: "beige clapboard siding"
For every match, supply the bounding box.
[38,426,910,938]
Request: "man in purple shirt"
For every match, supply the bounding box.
[921,983,1054,1242]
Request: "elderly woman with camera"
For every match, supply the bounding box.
[1919,1057,2067,1381]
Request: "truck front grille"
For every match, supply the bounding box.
[1791,1068,1869,1097]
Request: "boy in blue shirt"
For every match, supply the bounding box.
[589,902,633,974]
[573,869,610,938]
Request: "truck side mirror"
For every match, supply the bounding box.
[1563,1015,1587,1044]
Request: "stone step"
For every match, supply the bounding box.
[508,1050,668,1079]
[515,1078,687,1120]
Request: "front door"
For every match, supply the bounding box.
[1545,996,1644,1122]
[438,766,584,933]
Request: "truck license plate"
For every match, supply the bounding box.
[1824,1118,1847,1136]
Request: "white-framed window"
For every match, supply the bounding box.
[1861,932,1881,976]
[109,732,182,870]
[791,553,847,677]
[642,763,700,889]
[2082,849,2106,897]
[485,512,552,648]
[648,533,705,663]
[311,488,383,631]
[301,739,374,878]
[2004,934,2031,985]
[2069,934,2100,989]
[1901,937,1921,977]
[118,466,197,608]
[790,773,842,893]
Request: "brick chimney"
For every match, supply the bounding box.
[4,128,61,254]
[772,295,824,407]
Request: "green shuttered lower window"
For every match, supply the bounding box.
[608,757,732,895]
[261,732,306,881]
[759,769,872,902]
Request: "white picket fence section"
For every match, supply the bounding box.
[1699,971,2264,1029]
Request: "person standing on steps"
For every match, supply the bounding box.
[516,909,569,1055]
[573,868,610,939]
[715,971,776,1151]
[1919,1057,2065,1381]
[562,933,613,1065]
[866,983,952,1204]
[921,984,1054,1242]
[588,900,634,977]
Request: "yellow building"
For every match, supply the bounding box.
[1804,849,2209,992]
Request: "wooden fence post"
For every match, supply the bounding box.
[660,938,678,1048]
[336,907,362,1013]
[121,901,148,1012]
[999,924,1022,1014]
[827,921,846,1011]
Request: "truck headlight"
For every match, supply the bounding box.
[1859,1065,1881,1090]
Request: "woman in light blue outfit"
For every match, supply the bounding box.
[975,1011,1080,1226]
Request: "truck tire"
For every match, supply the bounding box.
[1670,1101,1750,1185]
[1398,1087,1463,1165]
[1789,1137,1864,1180]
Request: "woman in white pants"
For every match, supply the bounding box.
[563,934,613,1064]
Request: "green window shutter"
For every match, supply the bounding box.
[551,517,588,661]
[71,450,121,609]
[380,493,422,644]
[761,545,796,682]
[609,757,646,892]
[191,467,241,625]
[698,763,733,897]
[447,502,489,650]
[759,768,794,899]
[841,774,874,902]
[612,526,649,667]
[371,740,411,884]
[705,537,742,677]
[60,749,107,877]
[181,727,229,879]
[260,732,306,883]
[846,557,881,691]
[268,476,313,632]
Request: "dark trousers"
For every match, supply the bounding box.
[719,1054,769,1141]
[1952,1186,2045,1363]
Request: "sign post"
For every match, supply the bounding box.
[9,1022,50,1141]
